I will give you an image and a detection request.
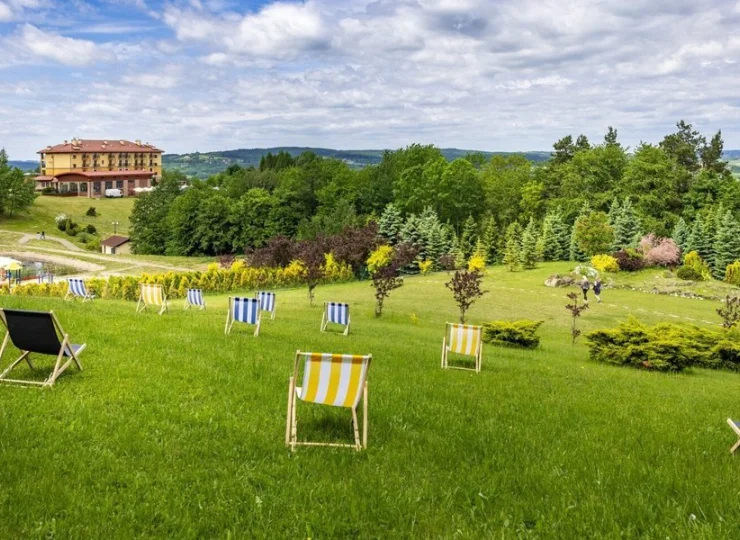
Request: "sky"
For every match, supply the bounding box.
[2,0,740,160]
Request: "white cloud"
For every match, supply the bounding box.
[0,2,12,21]
[17,24,101,66]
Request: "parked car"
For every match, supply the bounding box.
[104,188,122,198]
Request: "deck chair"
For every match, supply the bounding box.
[225,297,261,336]
[184,288,205,310]
[0,309,85,387]
[727,419,740,454]
[136,283,168,315]
[256,291,276,319]
[64,278,95,302]
[321,302,350,335]
[285,351,372,451]
[441,323,483,373]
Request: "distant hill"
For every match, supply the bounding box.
[163,147,552,178]
[9,160,37,172]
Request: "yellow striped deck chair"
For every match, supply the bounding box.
[441,323,483,373]
[136,283,168,315]
[285,350,372,451]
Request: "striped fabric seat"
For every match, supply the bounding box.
[65,278,94,301]
[257,291,276,319]
[225,297,261,336]
[442,323,483,373]
[184,288,205,310]
[286,351,372,451]
[321,302,350,335]
[136,284,168,315]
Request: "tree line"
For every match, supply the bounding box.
[0,149,36,217]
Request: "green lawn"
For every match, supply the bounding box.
[0,196,135,240]
[0,263,739,538]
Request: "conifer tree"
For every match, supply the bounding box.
[552,209,571,261]
[378,203,403,244]
[520,218,539,269]
[538,212,560,261]
[459,216,479,258]
[672,217,689,254]
[607,198,621,227]
[712,211,740,279]
[481,218,499,264]
[570,201,590,261]
[686,215,712,263]
[399,213,422,249]
[504,222,523,271]
[612,198,641,251]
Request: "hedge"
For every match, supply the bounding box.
[482,320,544,349]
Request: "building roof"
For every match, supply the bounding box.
[38,139,162,154]
[35,170,155,181]
[101,235,130,248]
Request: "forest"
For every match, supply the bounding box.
[130,121,740,282]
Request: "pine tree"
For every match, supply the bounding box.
[686,215,712,263]
[612,198,642,251]
[399,213,422,248]
[378,203,403,244]
[672,217,689,254]
[712,211,740,279]
[538,212,560,261]
[520,218,539,269]
[481,218,499,264]
[504,222,523,271]
[459,216,479,258]
[551,209,571,261]
[705,204,723,270]
[607,198,621,227]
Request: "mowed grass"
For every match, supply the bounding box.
[1,263,740,538]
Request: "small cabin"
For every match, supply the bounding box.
[101,235,131,255]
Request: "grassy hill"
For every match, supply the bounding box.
[163,147,552,178]
[0,264,739,537]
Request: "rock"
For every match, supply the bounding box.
[545,274,574,287]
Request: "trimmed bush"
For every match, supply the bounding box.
[482,320,544,349]
[683,251,711,281]
[586,317,740,372]
[86,207,98,217]
[85,224,97,235]
[613,249,645,271]
[591,254,619,273]
[725,261,740,287]
[676,265,702,281]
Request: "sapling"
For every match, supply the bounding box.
[565,292,589,345]
[445,269,488,323]
[717,295,740,329]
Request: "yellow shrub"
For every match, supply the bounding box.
[467,254,487,273]
[284,260,306,282]
[231,260,246,272]
[367,245,394,273]
[418,259,433,275]
[207,262,220,273]
[591,254,619,273]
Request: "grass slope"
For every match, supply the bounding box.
[0,264,738,538]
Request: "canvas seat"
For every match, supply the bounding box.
[136,283,168,314]
[65,278,95,301]
[285,351,372,451]
[441,323,483,373]
[0,308,85,387]
[184,288,205,310]
[256,291,276,319]
[321,302,350,335]
[225,297,261,336]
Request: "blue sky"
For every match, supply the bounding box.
[2,0,740,160]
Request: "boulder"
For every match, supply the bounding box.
[544,274,574,288]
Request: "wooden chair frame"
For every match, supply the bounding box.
[225,297,261,337]
[256,292,277,320]
[321,302,350,335]
[285,350,371,452]
[441,323,483,373]
[0,309,85,387]
[64,278,95,302]
[728,418,740,454]
[136,284,168,315]
[184,288,206,311]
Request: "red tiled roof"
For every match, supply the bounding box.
[101,235,130,248]
[38,139,163,154]
[35,170,155,180]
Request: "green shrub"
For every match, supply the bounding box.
[586,317,740,372]
[676,265,702,281]
[725,261,740,286]
[77,232,90,244]
[683,251,711,281]
[85,224,97,235]
[482,320,544,349]
[86,237,101,252]
[65,220,78,237]
[86,206,98,217]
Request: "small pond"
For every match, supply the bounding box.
[1,255,77,283]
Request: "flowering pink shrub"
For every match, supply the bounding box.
[638,233,659,255]
[646,237,681,267]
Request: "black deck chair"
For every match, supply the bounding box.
[0,308,85,387]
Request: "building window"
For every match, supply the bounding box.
[116,180,123,189]
[93,182,101,193]
[105,181,113,189]
[81,183,88,192]
[72,164,76,169]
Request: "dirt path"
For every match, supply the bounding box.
[1,250,105,273]
[18,232,85,252]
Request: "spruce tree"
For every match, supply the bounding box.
[552,210,571,261]
[378,203,403,244]
[686,215,712,263]
[672,217,689,254]
[712,211,740,279]
[504,222,523,271]
[612,198,642,251]
[520,218,539,269]
[459,216,479,258]
[539,212,560,261]
[569,201,590,261]
[481,218,499,264]
[607,198,621,227]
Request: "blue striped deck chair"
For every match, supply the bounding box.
[285,350,372,451]
[184,288,205,310]
[225,297,261,336]
[256,291,276,319]
[441,323,483,373]
[321,302,350,335]
[136,283,168,315]
[64,278,95,302]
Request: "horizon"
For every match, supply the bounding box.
[2,1,740,160]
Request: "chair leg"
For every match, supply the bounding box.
[0,351,30,380]
[344,318,350,336]
[362,382,368,449]
[224,311,231,335]
[254,320,260,337]
[291,393,298,452]
[285,377,294,446]
[441,338,446,368]
[351,407,361,451]
[732,439,740,454]
[320,312,326,332]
